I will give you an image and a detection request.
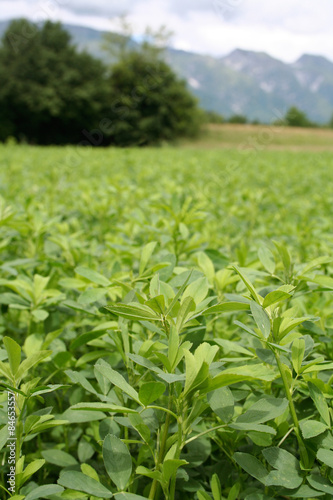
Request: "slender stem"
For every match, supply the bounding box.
[185,423,227,445]
[148,388,174,500]
[274,350,309,468]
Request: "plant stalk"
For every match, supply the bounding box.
[274,350,309,468]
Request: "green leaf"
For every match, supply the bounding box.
[263,447,302,489]
[95,360,141,404]
[80,463,99,482]
[41,449,78,467]
[300,419,328,439]
[211,473,222,500]
[24,485,64,500]
[3,336,21,375]
[250,302,271,338]
[291,338,305,374]
[78,288,107,305]
[214,338,253,357]
[182,277,209,305]
[207,364,278,391]
[139,241,157,275]
[237,396,288,424]
[229,423,276,435]
[162,459,188,483]
[114,494,148,500]
[70,402,137,414]
[232,266,261,304]
[19,459,45,486]
[308,381,330,427]
[176,296,195,332]
[258,246,275,274]
[287,484,325,498]
[233,452,268,483]
[201,301,250,315]
[263,289,293,308]
[16,350,51,383]
[207,387,234,422]
[307,474,333,495]
[197,251,215,281]
[75,266,110,286]
[31,309,49,321]
[128,413,150,442]
[104,303,160,321]
[58,470,113,497]
[317,448,333,468]
[139,381,166,406]
[103,434,132,490]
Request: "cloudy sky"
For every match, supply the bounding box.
[1,0,332,62]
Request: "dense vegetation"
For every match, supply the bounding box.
[1,144,333,499]
[0,20,200,146]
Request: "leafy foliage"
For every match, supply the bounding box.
[0,145,333,499]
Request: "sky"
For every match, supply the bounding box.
[1,0,333,63]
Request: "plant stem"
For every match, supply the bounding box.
[148,388,174,500]
[274,350,309,468]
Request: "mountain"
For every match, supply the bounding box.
[1,20,333,123]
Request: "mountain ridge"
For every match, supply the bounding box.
[1,19,333,123]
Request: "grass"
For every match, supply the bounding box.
[179,123,333,150]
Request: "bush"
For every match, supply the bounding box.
[0,19,110,144]
[105,52,202,146]
[228,114,248,124]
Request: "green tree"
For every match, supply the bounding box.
[102,23,202,146]
[228,114,247,124]
[284,106,314,127]
[0,19,110,144]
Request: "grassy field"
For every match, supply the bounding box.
[1,143,333,499]
[180,123,333,151]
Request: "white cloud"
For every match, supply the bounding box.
[1,0,333,62]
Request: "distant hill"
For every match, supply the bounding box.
[1,20,333,123]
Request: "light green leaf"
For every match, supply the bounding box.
[75,266,110,286]
[211,473,222,500]
[258,246,275,274]
[182,277,209,305]
[78,288,107,305]
[139,241,157,275]
[139,381,166,406]
[201,302,250,316]
[308,381,330,427]
[16,350,51,383]
[232,266,261,304]
[263,289,293,308]
[3,336,21,375]
[95,360,141,404]
[104,303,160,321]
[250,302,271,338]
[291,338,305,374]
[162,459,188,483]
[31,309,49,321]
[103,434,132,490]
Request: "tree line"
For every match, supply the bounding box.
[0,19,201,146]
[1,19,332,147]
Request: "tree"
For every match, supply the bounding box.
[0,19,110,144]
[102,22,202,146]
[228,114,247,124]
[284,106,314,127]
